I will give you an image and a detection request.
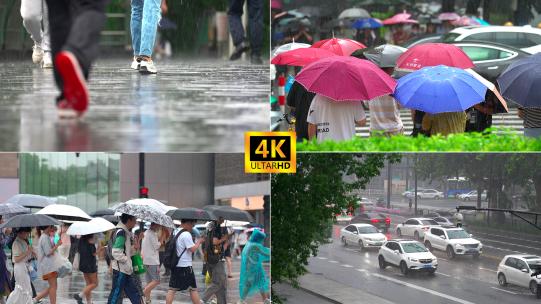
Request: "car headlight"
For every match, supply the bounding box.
[409,258,418,262]
[455,244,464,248]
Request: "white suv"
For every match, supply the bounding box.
[378,239,438,275]
[424,227,483,259]
[497,255,541,295]
[442,26,541,54]
[396,218,441,240]
[340,223,387,250]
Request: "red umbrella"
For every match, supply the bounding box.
[270,48,337,67]
[311,38,366,56]
[382,13,418,25]
[295,56,396,101]
[395,43,474,72]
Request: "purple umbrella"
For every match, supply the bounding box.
[497,53,541,108]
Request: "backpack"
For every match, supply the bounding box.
[106,228,124,262]
[204,227,221,265]
[163,229,186,270]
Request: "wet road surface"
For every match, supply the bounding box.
[0,58,269,152]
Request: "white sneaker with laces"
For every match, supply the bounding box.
[139,59,157,74]
[32,45,44,64]
[42,51,53,68]
[131,57,141,70]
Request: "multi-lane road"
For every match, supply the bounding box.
[307,211,541,304]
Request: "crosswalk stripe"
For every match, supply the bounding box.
[356,109,523,137]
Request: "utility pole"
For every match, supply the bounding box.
[414,156,418,216]
[387,160,392,209]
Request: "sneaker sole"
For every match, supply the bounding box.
[55,51,88,115]
[230,46,250,61]
[139,65,157,74]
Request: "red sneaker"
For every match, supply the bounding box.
[55,51,88,117]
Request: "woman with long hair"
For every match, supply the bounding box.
[6,227,34,304]
[73,234,98,304]
[34,226,62,304]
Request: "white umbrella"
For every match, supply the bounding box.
[338,8,370,20]
[272,42,311,58]
[123,198,170,214]
[221,220,250,227]
[66,217,116,235]
[36,204,92,222]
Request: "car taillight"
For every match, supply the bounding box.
[371,219,380,224]
[385,218,390,224]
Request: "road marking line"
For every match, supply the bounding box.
[436,272,452,277]
[342,264,353,268]
[329,260,338,264]
[438,258,449,261]
[490,287,517,295]
[371,273,476,304]
[474,231,541,245]
[316,257,327,260]
[483,244,527,254]
[356,268,367,272]
[481,238,541,250]
[479,267,497,273]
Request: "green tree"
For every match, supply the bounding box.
[271,153,400,301]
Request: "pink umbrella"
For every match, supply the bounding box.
[311,38,366,56]
[438,12,460,21]
[396,43,474,72]
[382,13,418,25]
[452,16,481,26]
[271,0,283,10]
[271,48,337,67]
[295,56,397,101]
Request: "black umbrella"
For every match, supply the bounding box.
[167,208,216,221]
[90,208,115,217]
[0,214,60,228]
[0,203,31,216]
[5,194,56,209]
[101,215,119,224]
[203,205,254,222]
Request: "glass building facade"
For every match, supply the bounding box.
[19,153,121,213]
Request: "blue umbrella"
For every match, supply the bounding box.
[497,53,541,108]
[472,17,490,26]
[394,65,487,114]
[352,18,383,29]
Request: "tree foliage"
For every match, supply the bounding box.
[271,153,400,295]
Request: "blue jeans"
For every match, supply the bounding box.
[107,270,143,304]
[131,0,161,57]
[228,0,263,56]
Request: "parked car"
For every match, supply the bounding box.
[458,190,488,201]
[448,41,530,83]
[340,223,387,250]
[431,217,455,228]
[402,188,425,198]
[423,227,483,259]
[497,255,541,295]
[416,189,444,199]
[442,26,541,54]
[402,33,442,48]
[350,212,390,232]
[396,218,441,240]
[378,239,438,275]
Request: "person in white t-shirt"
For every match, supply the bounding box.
[141,223,162,303]
[307,94,366,143]
[166,219,204,304]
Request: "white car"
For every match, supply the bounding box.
[378,239,438,275]
[431,217,455,228]
[497,255,541,295]
[402,188,425,197]
[424,227,483,259]
[416,189,444,199]
[458,190,487,201]
[396,218,441,240]
[340,223,387,250]
[442,26,541,54]
[358,198,375,212]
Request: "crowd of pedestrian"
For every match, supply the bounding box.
[0,213,270,304]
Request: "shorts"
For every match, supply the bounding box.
[169,266,197,292]
[145,265,160,282]
[42,271,58,280]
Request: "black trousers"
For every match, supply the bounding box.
[228,0,263,56]
[44,0,108,96]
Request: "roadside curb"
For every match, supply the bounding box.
[296,284,342,304]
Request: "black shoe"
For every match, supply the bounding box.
[230,42,249,61]
[73,294,84,304]
[250,56,263,65]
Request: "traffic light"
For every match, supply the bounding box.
[139,186,149,198]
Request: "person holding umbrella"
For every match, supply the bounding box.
[73,234,98,304]
[141,223,162,303]
[202,217,229,304]
[6,227,34,304]
[34,226,62,304]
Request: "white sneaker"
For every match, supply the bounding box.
[42,51,53,68]
[139,59,157,74]
[131,57,141,70]
[32,45,44,64]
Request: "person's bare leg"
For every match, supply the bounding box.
[165,290,176,304]
[226,257,232,277]
[48,277,57,304]
[190,290,201,304]
[82,273,98,303]
[34,286,49,301]
[143,280,159,300]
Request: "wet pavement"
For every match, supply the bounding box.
[25,258,269,303]
[0,58,269,152]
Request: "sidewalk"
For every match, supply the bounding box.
[294,272,395,304]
